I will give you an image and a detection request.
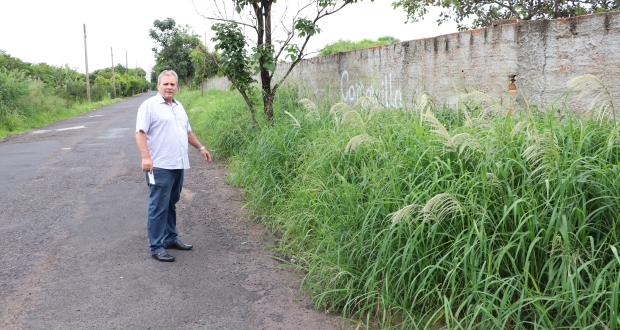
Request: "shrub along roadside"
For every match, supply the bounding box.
[180,89,620,329]
[0,72,122,139]
[0,95,121,140]
[0,51,151,139]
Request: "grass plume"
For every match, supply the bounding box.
[567,74,616,120]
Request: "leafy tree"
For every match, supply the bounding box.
[0,51,48,83]
[46,64,81,89]
[0,51,30,72]
[91,68,113,83]
[112,64,148,80]
[114,63,127,75]
[150,18,202,87]
[190,44,219,96]
[210,22,260,128]
[30,63,60,85]
[195,0,372,125]
[0,51,83,87]
[150,70,159,85]
[93,67,151,95]
[318,36,400,56]
[393,0,620,30]
[134,67,147,79]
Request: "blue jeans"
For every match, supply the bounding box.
[145,168,184,254]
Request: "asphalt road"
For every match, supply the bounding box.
[0,92,341,330]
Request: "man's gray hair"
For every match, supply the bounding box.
[157,70,178,84]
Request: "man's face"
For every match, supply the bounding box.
[157,75,177,101]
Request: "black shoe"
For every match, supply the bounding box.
[165,240,193,250]
[152,250,175,262]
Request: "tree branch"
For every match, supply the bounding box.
[272,0,354,91]
[191,0,258,31]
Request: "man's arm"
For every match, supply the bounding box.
[135,130,153,173]
[188,131,212,163]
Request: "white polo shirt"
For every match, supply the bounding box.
[136,93,192,170]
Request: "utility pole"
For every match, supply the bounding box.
[111,47,117,98]
[83,24,91,102]
[126,50,128,75]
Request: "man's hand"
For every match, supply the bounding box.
[135,131,153,173]
[199,148,212,163]
[188,131,212,163]
[141,157,153,173]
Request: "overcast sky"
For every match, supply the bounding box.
[0,0,460,76]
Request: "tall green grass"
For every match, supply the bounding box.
[180,88,620,329]
[179,90,256,160]
[0,81,120,139]
[0,70,121,139]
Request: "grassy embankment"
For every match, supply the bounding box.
[179,85,620,329]
[0,79,122,140]
[0,53,148,140]
[0,97,121,140]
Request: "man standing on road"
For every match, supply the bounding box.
[135,70,212,262]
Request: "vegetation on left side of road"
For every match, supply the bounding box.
[0,51,132,140]
[0,86,121,140]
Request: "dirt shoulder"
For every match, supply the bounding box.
[173,153,345,329]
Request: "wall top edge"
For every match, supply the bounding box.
[291,10,620,64]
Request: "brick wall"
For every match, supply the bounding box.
[204,11,620,111]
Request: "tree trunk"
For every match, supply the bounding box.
[258,0,274,124]
[242,91,260,131]
[263,90,274,124]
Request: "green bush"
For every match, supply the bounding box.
[0,69,30,130]
[1,110,25,131]
[0,52,146,138]
[90,84,113,102]
[0,75,118,138]
[0,68,29,108]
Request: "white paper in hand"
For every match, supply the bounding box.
[148,172,155,184]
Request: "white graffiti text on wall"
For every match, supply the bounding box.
[340,71,402,108]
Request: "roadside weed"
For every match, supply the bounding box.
[180,85,620,329]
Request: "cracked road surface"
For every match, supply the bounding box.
[0,92,342,329]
